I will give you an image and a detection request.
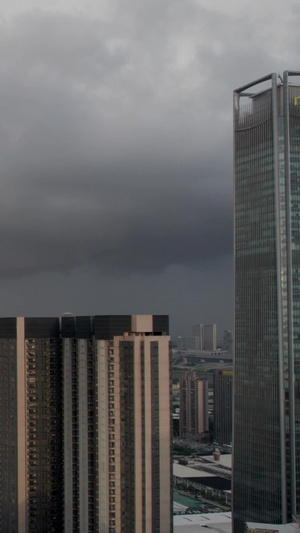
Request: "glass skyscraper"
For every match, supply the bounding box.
[233,71,300,530]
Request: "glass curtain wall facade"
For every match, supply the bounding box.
[233,71,300,530]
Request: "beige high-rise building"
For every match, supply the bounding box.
[0,315,172,533]
[63,314,173,533]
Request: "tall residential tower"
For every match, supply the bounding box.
[179,372,208,440]
[0,317,63,533]
[233,71,300,529]
[62,314,172,533]
[0,315,172,533]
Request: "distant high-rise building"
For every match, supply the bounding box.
[233,71,300,529]
[0,315,172,533]
[175,336,200,350]
[179,372,208,439]
[192,324,217,351]
[222,330,233,354]
[213,370,232,445]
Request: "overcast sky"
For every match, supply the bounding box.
[0,0,299,337]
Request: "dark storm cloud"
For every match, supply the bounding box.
[0,1,299,281]
[0,159,233,276]
[0,8,234,279]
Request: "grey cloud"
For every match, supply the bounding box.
[0,162,233,276]
[0,2,298,282]
[0,8,235,280]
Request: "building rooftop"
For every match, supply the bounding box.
[174,463,216,479]
[203,454,232,469]
[247,523,299,533]
[174,512,232,533]
[174,515,300,533]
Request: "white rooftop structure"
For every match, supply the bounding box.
[174,512,232,533]
[174,463,216,479]
[247,523,299,533]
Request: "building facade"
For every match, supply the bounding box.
[175,336,200,351]
[63,314,172,533]
[213,370,232,445]
[179,372,208,439]
[0,315,172,533]
[233,71,300,529]
[192,324,217,351]
[0,317,63,533]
